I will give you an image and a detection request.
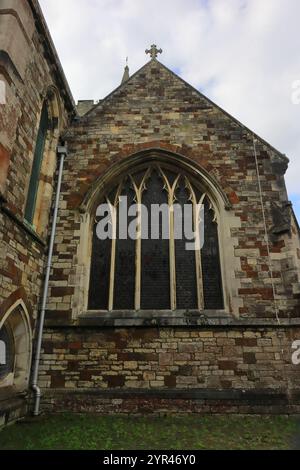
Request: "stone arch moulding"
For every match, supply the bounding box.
[0,289,33,393]
[72,149,242,318]
[79,148,232,215]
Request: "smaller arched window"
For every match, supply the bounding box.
[25,101,49,224]
[0,324,14,380]
[0,303,32,392]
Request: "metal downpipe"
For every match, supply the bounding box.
[31,145,67,416]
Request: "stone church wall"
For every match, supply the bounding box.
[0,1,299,419]
[40,59,300,413]
[40,326,300,414]
[0,0,74,426]
[45,60,299,321]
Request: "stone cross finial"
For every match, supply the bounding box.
[145,44,162,60]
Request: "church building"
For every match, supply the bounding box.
[1,0,300,426]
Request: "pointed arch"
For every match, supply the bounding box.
[79,149,232,215]
[71,149,244,317]
[82,152,228,313]
[0,293,32,392]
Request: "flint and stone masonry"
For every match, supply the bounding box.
[0,1,300,425]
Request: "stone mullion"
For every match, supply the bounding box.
[160,169,179,311]
[134,190,142,311]
[194,195,205,311]
[169,193,177,311]
[131,169,151,311]
[185,177,205,310]
[108,183,123,311]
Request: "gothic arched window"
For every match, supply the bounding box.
[0,303,32,391]
[25,101,49,224]
[88,165,224,311]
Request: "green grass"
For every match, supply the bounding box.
[0,414,299,450]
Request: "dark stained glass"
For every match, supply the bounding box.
[175,179,197,309]
[201,199,224,309]
[88,212,112,310]
[141,170,170,309]
[113,184,136,309]
[88,165,224,312]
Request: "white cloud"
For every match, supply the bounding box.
[39,0,300,198]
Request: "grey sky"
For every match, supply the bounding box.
[39,0,300,220]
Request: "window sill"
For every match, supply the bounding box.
[42,311,300,328]
[77,309,232,327]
